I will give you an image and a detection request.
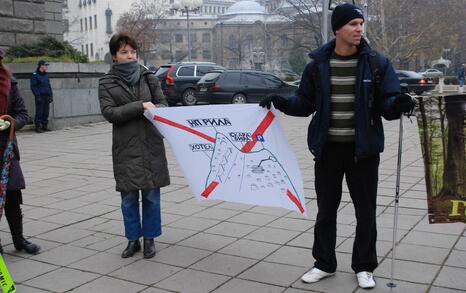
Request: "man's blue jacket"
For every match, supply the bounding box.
[30,71,53,99]
[284,38,401,161]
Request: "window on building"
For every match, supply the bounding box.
[281,34,288,47]
[202,33,210,43]
[85,17,88,30]
[202,50,211,59]
[160,33,170,43]
[93,0,96,3]
[83,0,86,6]
[190,33,197,43]
[81,45,84,53]
[79,0,82,8]
[94,15,97,28]
[80,19,83,31]
[228,35,237,48]
[89,16,92,29]
[209,6,211,13]
[190,49,197,59]
[64,19,69,32]
[175,34,183,43]
[161,50,171,59]
[88,0,91,4]
[175,50,184,61]
[90,43,94,56]
[85,44,89,56]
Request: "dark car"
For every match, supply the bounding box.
[154,62,224,106]
[195,70,298,104]
[396,70,435,95]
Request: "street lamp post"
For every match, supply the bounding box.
[173,0,203,61]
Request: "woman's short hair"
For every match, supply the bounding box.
[109,32,138,56]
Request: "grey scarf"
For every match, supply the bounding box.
[112,60,141,86]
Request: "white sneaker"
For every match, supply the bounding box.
[301,267,335,283]
[356,271,376,289]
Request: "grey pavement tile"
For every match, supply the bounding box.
[212,278,284,293]
[7,259,58,282]
[286,232,314,248]
[155,268,230,293]
[401,231,458,249]
[413,220,465,235]
[140,287,174,293]
[22,220,61,237]
[445,249,466,268]
[25,267,99,292]
[429,286,466,293]
[228,212,278,226]
[377,227,410,242]
[151,245,212,267]
[69,252,135,274]
[13,284,50,292]
[40,211,93,225]
[376,259,440,284]
[292,271,358,293]
[90,219,124,235]
[110,260,182,285]
[455,237,466,251]
[167,216,219,231]
[239,261,306,287]
[160,212,184,225]
[219,238,281,260]
[433,266,466,291]
[69,217,109,230]
[83,235,127,251]
[266,217,315,232]
[73,203,118,216]
[30,244,97,266]
[216,201,254,211]
[206,221,259,238]
[178,232,237,251]
[47,198,94,211]
[22,206,62,220]
[393,243,450,264]
[245,227,301,245]
[70,276,147,293]
[193,207,240,221]
[354,277,429,292]
[264,245,313,268]
[156,227,199,244]
[36,226,94,244]
[162,203,207,216]
[283,289,321,293]
[191,253,257,276]
[376,213,423,230]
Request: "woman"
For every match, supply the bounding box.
[0,48,40,254]
[98,33,170,259]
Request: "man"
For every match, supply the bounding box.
[30,60,53,132]
[260,3,415,289]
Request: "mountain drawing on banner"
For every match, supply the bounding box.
[203,133,303,213]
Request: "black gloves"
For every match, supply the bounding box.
[394,93,416,114]
[259,94,289,112]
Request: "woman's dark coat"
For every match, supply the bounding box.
[0,77,29,190]
[98,66,170,192]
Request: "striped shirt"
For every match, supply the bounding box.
[328,52,358,143]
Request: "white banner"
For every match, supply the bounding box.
[145,104,306,215]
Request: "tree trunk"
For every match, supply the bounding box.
[418,97,434,197]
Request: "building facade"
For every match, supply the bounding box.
[0,0,64,48]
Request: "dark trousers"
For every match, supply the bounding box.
[4,190,23,239]
[34,97,50,128]
[313,143,379,273]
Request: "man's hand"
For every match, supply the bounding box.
[143,102,156,109]
[0,119,11,131]
[259,94,289,112]
[394,93,416,114]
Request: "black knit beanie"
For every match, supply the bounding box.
[331,3,364,34]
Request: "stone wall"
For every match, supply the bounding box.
[8,62,108,129]
[0,0,64,48]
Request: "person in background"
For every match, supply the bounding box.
[260,3,415,289]
[0,48,40,254]
[30,60,53,133]
[98,33,170,259]
[458,64,465,89]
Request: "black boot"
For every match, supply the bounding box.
[143,238,156,259]
[35,126,43,133]
[121,240,141,258]
[6,205,40,254]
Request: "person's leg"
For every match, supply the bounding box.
[5,190,40,254]
[120,190,142,258]
[345,154,380,273]
[42,101,50,130]
[312,144,345,273]
[141,188,161,258]
[34,97,44,132]
[120,190,142,241]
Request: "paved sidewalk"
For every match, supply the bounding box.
[1,114,465,293]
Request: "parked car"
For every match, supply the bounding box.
[195,70,298,104]
[154,62,225,106]
[419,68,444,79]
[396,70,435,95]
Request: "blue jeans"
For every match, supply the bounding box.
[34,96,50,128]
[120,189,162,241]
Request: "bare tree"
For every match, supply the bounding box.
[117,0,169,64]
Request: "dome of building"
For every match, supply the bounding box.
[224,1,266,15]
